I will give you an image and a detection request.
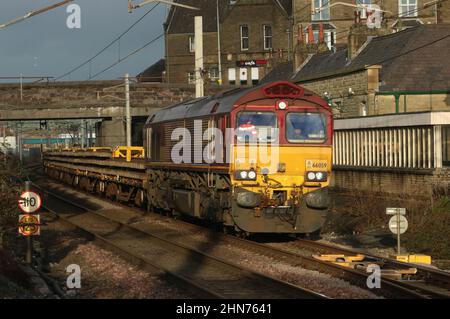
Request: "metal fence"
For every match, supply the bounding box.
[333,126,443,169]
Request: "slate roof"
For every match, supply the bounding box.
[371,24,450,91]
[136,59,165,82]
[264,24,450,92]
[165,0,292,34]
[260,61,293,84]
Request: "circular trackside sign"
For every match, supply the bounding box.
[18,191,42,213]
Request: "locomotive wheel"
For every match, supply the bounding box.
[79,177,89,191]
[222,225,234,235]
[106,183,119,201]
[134,189,145,208]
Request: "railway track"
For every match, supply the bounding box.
[283,239,450,299]
[26,172,450,299]
[28,179,325,299]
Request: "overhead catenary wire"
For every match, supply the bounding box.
[88,32,164,80]
[55,2,160,81]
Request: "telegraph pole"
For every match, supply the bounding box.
[216,0,222,85]
[125,73,132,146]
[194,16,204,98]
[80,120,86,148]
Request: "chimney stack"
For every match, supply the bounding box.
[318,23,324,43]
[347,23,389,60]
[293,24,329,71]
[307,25,314,44]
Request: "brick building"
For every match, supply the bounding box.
[163,0,292,86]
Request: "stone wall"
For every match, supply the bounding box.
[438,1,450,23]
[166,0,290,85]
[166,32,219,84]
[0,81,224,121]
[375,93,450,114]
[298,70,369,117]
[330,167,450,199]
[292,0,439,47]
[0,81,211,109]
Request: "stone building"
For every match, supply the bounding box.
[265,23,450,118]
[162,0,292,86]
[292,0,449,50]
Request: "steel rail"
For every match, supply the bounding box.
[31,174,449,299]
[30,180,326,300]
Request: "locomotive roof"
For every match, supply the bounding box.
[147,86,253,124]
[146,82,327,124]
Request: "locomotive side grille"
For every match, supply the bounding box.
[160,120,185,162]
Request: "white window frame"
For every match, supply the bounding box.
[239,68,248,85]
[399,0,418,18]
[263,24,272,50]
[209,66,219,81]
[240,25,249,51]
[228,68,236,85]
[189,35,195,53]
[358,0,371,19]
[251,67,259,85]
[187,72,195,84]
[312,0,330,21]
[309,29,336,50]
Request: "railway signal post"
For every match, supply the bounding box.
[18,181,42,264]
[386,208,408,256]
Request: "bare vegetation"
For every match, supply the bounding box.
[403,183,450,259]
[327,184,450,259]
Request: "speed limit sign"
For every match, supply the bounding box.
[18,191,42,213]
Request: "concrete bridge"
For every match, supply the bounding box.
[0,81,216,121]
[0,81,222,146]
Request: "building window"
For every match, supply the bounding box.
[240,25,249,51]
[189,36,195,53]
[312,0,330,21]
[251,67,259,85]
[263,25,272,50]
[399,0,418,17]
[228,68,236,85]
[187,72,195,84]
[306,28,336,50]
[443,126,450,166]
[209,66,219,81]
[358,0,371,19]
[240,68,248,85]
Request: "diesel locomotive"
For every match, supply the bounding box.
[43,81,333,236]
[143,81,333,235]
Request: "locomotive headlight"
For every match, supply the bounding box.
[277,100,288,110]
[307,172,316,181]
[315,172,324,180]
[236,170,257,181]
[306,171,328,182]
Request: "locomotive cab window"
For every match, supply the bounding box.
[286,112,326,143]
[236,111,278,143]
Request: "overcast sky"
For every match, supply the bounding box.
[0,0,167,82]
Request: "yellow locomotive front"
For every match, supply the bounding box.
[226,82,333,235]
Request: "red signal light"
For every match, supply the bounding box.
[263,81,304,98]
